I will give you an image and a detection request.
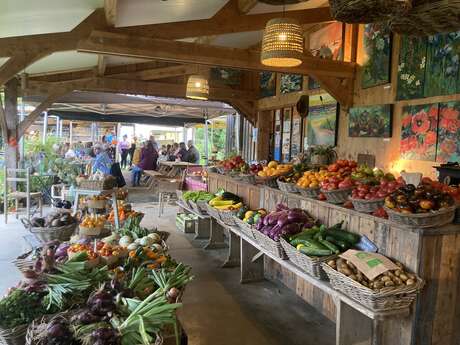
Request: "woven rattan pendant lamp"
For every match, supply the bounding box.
[186,75,209,100]
[260,2,304,67]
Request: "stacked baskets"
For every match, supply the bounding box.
[296,186,320,199]
[349,197,385,213]
[277,180,299,193]
[321,187,354,204]
[384,205,456,228]
[253,230,287,259]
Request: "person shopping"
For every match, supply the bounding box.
[118,134,130,169]
[92,143,113,174]
[131,141,158,187]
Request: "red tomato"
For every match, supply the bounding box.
[318,193,327,201]
[328,164,339,173]
[328,183,338,190]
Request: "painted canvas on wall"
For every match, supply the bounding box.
[306,94,338,146]
[361,23,392,88]
[348,105,392,138]
[211,68,241,85]
[424,32,460,98]
[437,101,460,163]
[400,103,439,161]
[280,74,303,94]
[308,77,321,90]
[309,22,343,60]
[259,71,276,98]
[397,36,427,100]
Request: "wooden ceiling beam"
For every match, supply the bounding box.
[0,49,51,87]
[238,0,259,14]
[104,0,117,27]
[96,55,107,76]
[77,30,356,78]
[110,64,201,81]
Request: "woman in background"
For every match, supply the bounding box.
[131,141,158,187]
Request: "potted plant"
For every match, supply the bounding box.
[310,145,337,165]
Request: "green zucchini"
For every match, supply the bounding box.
[299,246,333,257]
[325,236,350,251]
[326,229,360,244]
[318,239,340,254]
[289,227,319,242]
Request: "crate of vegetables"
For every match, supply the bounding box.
[280,222,360,280]
[253,205,316,260]
[322,250,424,311]
[233,208,266,240]
[383,183,456,228]
[22,211,78,242]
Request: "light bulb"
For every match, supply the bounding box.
[195,82,201,87]
[278,33,287,41]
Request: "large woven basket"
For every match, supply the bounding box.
[330,0,411,23]
[188,200,202,215]
[196,200,209,214]
[233,217,256,240]
[238,174,256,185]
[280,238,335,280]
[322,263,424,311]
[350,197,385,213]
[384,206,455,228]
[77,179,105,190]
[0,324,27,345]
[253,230,287,259]
[297,186,320,199]
[321,187,354,204]
[24,221,77,243]
[277,180,299,194]
[205,204,221,221]
[13,250,37,273]
[255,176,279,188]
[218,209,238,226]
[86,199,107,209]
[389,0,460,36]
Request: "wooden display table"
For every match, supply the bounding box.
[207,172,460,345]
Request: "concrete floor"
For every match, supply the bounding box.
[0,200,335,345]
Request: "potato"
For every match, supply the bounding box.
[399,273,408,282]
[327,260,336,267]
[407,273,416,280]
[348,274,357,281]
[339,268,352,276]
[384,280,395,287]
[394,269,402,277]
[373,281,384,289]
[356,272,364,282]
[381,276,391,282]
[395,261,404,269]
[406,279,415,285]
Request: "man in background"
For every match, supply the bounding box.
[186,140,200,164]
[92,143,113,174]
[118,134,130,169]
[149,135,159,151]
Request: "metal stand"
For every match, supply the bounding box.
[73,188,120,229]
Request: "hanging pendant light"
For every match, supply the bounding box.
[186,75,209,100]
[260,17,304,67]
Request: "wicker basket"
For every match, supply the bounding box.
[297,186,320,199]
[350,197,385,213]
[253,230,287,259]
[79,225,104,236]
[238,174,256,185]
[12,250,37,273]
[277,180,299,194]
[330,0,411,23]
[389,0,460,36]
[384,206,456,228]
[322,263,424,311]
[23,221,77,243]
[255,175,279,188]
[188,200,202,215]
[205,204,221,221]
[233,217,256,240]
[196,200,209,214]
[218,209,238,226]
[77,179,105,190]
[0,324,27,345]
[86,199,107,209]
[280,238,335,280]
[321,187,354,204]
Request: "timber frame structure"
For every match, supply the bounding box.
[0,0,358,144]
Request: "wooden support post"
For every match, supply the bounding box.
[194,217,210,240]
[204,218,226,250]
[222,228,240,268]
[4,78,18,170]
[336,299,373,345]
[240,238,264,283]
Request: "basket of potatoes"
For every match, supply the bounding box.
[322,256,424,311]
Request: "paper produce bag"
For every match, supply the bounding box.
[339,249,399,281]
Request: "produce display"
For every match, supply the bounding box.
[286,221,360,257]
[80,214,106,229]
[351,179,404,200]
[326,256,417,291]
[182,190,214,203]
[217,155,248,173]
[257,161,293,178]
[384,182,455,213]
[236,207,267,225]
[30,212,76,228]
[208,189,243,211]
[254,204,315,241]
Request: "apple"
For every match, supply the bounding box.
[328,183,338,190]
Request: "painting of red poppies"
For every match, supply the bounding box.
[400,103,439,161]
[437,101,460,163]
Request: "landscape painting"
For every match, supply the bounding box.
[437,101,460,163]
[259,71,276,98]
[424,32,460,97]
[348,105,392,138]
[396,35,427,100]
[306,94,338,146]
[280,74,303,94]
[211,68,241,85]
[361,23,392,89]
[309,22,343,60]
[400,103,439,161]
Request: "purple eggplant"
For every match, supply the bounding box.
[55,243,70,258]
[288,213,308,223]
[280,223,301,235]
[263,216,270,226]
[276,203,289,211]
[277,214,289,227]
[256,220,264,231]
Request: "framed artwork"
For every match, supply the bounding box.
[211,68,241,85]
[361,23,392,89]
[259,71,276,98]
[306,94,339,146]
[400,103,439,161]
[282,108,292,162]
[424,32,460,97]
[396,35,427,100]
[291,109,302,157]
[273,109,282,161]
[436,101,460,163]
[308,77,321,90]
[348,105,392,138]
[309,22,344,60]
[280,74,303,94]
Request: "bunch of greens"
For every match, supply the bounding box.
[0,289,48,329]
[182,191,214,202]
[118,215,150,239]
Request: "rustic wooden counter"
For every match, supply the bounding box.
[207,172,460,345]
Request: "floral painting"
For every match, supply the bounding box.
[348,105,392,137]
[437,101,460,163]
[424,32,460,97]
[280,74,303,94]
[397,36,427,100]
[309,22,343,60]
[400,103,439,161]
[306,94,338,146]
[308,77,321,90]
[259,71,276,98]
[361,23,392,89]
[211,68,241,85]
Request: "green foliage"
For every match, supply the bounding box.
[194,124,226,162]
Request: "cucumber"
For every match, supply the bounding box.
[318,239,340,254]
[326,229,360,245]
[325,236,350,251]
[299,246,333,257]
[288,227,319,242]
